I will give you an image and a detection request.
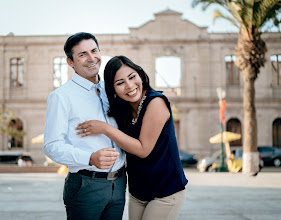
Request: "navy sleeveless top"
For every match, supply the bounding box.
[126,90,188,201]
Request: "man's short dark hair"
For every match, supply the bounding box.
[64,32,99,61]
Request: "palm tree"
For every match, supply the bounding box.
[192,0,281,174]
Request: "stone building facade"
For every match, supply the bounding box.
[1,9,281,163]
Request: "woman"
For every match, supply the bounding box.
[76,55,188,220]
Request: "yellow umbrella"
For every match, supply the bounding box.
[32,134,44,144]
[209,131,242,172]
[209,131,241,144]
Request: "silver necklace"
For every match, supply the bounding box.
[131,95,147,125]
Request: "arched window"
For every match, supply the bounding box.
[226,118,242,146]
[155,56,181,88]
[273,118,281,148]
[8,118,24,149]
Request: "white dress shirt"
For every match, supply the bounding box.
[43,73,125,172]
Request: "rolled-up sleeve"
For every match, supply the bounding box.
[43,92,91,166]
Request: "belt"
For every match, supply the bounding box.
[77,166,124,180]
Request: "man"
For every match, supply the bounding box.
[43,32,126,220]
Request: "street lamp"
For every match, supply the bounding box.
[216,88,228,172]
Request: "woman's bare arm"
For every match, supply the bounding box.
[76,97,170,158]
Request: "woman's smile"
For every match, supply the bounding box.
[127,88,138,97]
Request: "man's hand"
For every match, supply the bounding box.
[89,148,119,169]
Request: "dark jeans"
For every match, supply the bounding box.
[63,169,127,220]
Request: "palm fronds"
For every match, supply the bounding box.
[192,0,281,37]
[213,9,239,27]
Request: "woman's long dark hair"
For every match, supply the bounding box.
[103,55,153,131]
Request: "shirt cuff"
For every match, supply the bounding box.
[78,151,93,166]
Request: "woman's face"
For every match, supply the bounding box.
[113,64,143,105]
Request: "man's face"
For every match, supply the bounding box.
[67,39,101,84]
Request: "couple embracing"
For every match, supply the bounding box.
[43,32,187,220]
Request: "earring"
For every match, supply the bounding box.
[114,94,117,98]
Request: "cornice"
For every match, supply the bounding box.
[1,32,280,47]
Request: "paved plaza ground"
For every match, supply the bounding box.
[0,168,281,220]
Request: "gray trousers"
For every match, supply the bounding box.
[63,169,127,220]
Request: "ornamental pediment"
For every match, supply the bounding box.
[129,9,208,40]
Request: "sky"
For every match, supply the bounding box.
[0,0,238,36]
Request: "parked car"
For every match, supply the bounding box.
[197,147,264,172]
[258,146,281,167]
[0,151,34,166]
[178,150,198,167]
[197,150,220,172]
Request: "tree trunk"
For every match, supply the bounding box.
[236,35,266,175]
[242,75,259,174]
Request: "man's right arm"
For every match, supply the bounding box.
[43,92,92,166]
[43,92,119,169]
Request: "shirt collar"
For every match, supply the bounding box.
[72,72,101,91]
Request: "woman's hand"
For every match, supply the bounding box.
[76,120,107,137]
